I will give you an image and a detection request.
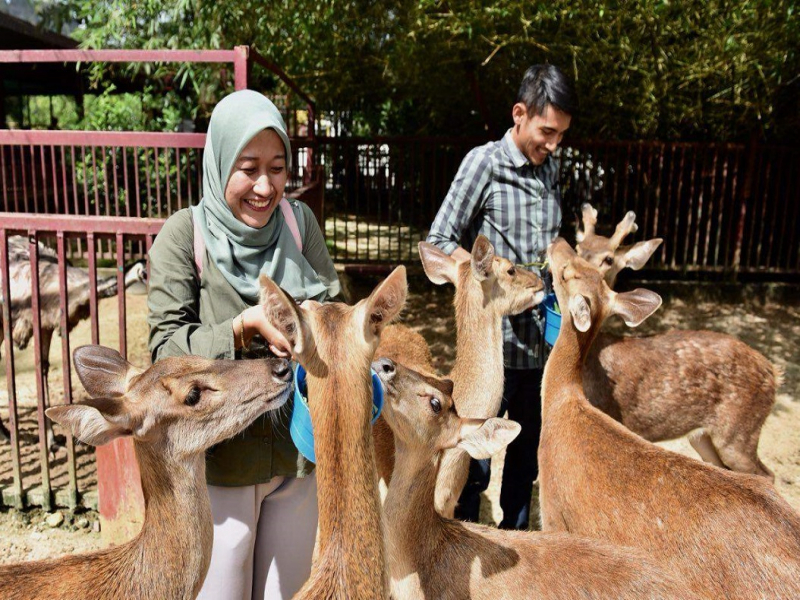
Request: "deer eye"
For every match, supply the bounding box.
[184,386,201,407]
[429,397,442,414]
[507,266,516,276]
[603,256,614,266]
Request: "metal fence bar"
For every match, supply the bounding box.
[0,49,239,64]
[56,232,79,508]
[0,230,24,508]
[87,233,99,346]
[116,232,127,360]
[28,232,53,511]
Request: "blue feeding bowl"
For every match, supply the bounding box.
[542,293,562,346]
[290,363,384,463]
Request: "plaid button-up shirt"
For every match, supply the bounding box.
[427,130,562,369]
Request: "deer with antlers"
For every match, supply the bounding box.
[538,237,800,599]
[574,204,778,479]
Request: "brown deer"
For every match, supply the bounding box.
[575,203,778,479]
[372,323,437,492]
[374,357,693,600]
[0,345,293,600]
[574,203,662,287]
[538,237,800,599]
[259,266,408,600]
[373,236,544,517]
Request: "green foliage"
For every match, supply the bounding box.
[35,0,799,141]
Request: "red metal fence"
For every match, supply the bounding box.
[0,216,162,523]
[4,132,794,275]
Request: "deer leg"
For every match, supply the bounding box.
[687,429,726,468]
[711,429,775,482]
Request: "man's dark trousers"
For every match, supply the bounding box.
[454,367,543,530]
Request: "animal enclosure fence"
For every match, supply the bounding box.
[0,215,162,526]
[2,133,797,275]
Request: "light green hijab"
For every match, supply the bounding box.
[191,90,329,305]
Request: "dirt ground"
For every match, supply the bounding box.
[0,273,798,564]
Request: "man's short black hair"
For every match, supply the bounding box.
[516,64,578,118]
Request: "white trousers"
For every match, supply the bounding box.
[196,473,319,600]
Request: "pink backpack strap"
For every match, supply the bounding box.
[279,197,303,253]
[192,199,302,281]
[193,213,205,279]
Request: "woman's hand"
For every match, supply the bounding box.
[237,305,294,358]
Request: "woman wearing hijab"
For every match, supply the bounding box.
[147,90,340,600]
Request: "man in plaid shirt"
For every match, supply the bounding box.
[427,64,577,530]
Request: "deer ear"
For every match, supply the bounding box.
[259,275,305,355]
[362,266,408,339]
[73,345,142,398]
[612,288,662,327]
[418,242,458,285]
[621,239,663,271]
[568,294,593,332]
[471,235,495,282]
[457,418,521,459]
[46,398,133,447]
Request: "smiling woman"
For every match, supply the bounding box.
[226,129,289,228]
[146,90,341,600]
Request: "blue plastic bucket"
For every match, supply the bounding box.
[290,364,384,463]
[542,293,562,346]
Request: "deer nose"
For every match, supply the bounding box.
[271,359,292,382]
[371,358,396,382]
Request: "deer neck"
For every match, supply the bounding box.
[542,313,597,418]
[384,440,443,567]
[129,442,213,597]
[306,370,387,592]
[450,281,504,417]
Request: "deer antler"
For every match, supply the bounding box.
[610,211,638,248]
[576,203,599,243]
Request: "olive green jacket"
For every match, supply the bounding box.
[147,204,340,486]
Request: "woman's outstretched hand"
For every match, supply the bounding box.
[238,305,294,358]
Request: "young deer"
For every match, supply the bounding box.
[373,323,437,490]
[539,238,800,599]
[371,236,543,514]
[415,236,544,517]
[259,267,408,600]
[0,345,293,600]
[574,202,663,287]
[374,357,693,600]
[576,203,778,479]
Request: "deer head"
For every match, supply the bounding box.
[373,357,520,460]
[548,237,662,336]
[575,203,663,287]
[259,266,407,379]
[419,236,544,315]
[47,345,293,457]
